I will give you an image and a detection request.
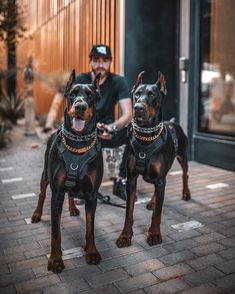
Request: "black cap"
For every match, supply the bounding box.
[89,44,112,58]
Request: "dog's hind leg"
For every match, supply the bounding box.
[48,191,65,273]
[31,169,49,223]
[68,194,80,216]
[147,178,166,246]
[176,133,191,201]
[84,199,101,264]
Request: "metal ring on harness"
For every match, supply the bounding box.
[70,163,79,170]
[139,152,146,159]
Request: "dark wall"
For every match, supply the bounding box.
[125,0,179,120]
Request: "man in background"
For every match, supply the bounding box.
[76,44,132,199]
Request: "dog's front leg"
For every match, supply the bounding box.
[48,192,65,273]
[147,178,166,246]
[84,199,101,264]
[116,175,138,248]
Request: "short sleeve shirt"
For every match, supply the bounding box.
[76,72,130,124]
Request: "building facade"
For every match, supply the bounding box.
[17,0,235,171]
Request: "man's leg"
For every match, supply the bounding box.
[101,127,129,200]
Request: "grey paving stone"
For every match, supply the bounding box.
[215,259,235,274]
[115,273,159,293]
[193,232,226,244]
[163,239,198,253]
[183,266,224,285]
[0,285,17,294]
[145,278,189,293]
[125,259,165,276]
[79,284,121,294]
[213,273,235,292]
[218,247,235,259]
[15,275,61,293]
[159,250,196,266]
[180,283,222,294]
[187,253,225,270]
[191,242,226,256]
[85,268,128,288]
[0,269,35,287]
[153,263,193,280]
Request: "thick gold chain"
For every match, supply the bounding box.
[133,123,164,142]
[62,135,97,154]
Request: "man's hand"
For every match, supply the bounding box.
[97,123,113,140]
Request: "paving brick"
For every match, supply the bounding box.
[125,259,165,276]
[187,253,225,270]
[180,283,222,294]
[8,256,47,273]
[218,237,235,248]
[159,250,196,266]
[78,284,121,294]
[218,247,235,259]
[115,273,159,293]
[0,285,17,294]
[191,242,226,256]
[145,278,189,293]
[153,263,193,280]
[0,269,35,287]
[163,239,198,253]
[215,259,235,274]
[193,232,226,244]
[85,268,128,288]
[183,266,224,285]
[213,273,235,292]
[15,275,60,293]
[169,230,201,242]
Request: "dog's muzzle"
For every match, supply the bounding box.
[74,101,88,115]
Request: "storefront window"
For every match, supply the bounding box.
[199,0,235,136]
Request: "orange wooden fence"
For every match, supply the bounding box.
[17,0,121,117]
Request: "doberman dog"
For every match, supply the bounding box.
[116,71,191,248]
[31,70,103,273]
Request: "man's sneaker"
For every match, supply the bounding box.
[113,178,127,200]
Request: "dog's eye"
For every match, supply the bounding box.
[69,92,76,99]
[148,91,154,97]
[135,92,141,98]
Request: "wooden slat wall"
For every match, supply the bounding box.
[17,0,121,116]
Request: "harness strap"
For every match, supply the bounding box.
[57,132,102,188]
[129,125,168,174]
[165,123,178,157]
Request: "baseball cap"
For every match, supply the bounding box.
[89,44,112,58]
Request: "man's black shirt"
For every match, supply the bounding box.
[76,72,130,124]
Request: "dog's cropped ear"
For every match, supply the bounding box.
[131,71,145,94]
[93,72,101,90]
[156,71,167,96]
[64,69,76,96]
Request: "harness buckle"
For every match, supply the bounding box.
[70,163,79,170]
[139,152,146,159]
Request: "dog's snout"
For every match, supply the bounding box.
[134,103,145,112]
[75,102,87,113]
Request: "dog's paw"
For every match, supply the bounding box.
[47,256,64,273]
[31,211,42,223]
[147,233,162,246]
[182,189,191,201]
[69,206,80,216]
[85,251,101,265]
[116,235,132,248]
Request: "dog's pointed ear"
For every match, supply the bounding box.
[64,69,76,96]
[93,72,101,90]
[156,71,167,96]
[131,71,145,94]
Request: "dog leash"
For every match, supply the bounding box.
[97,192,126,208]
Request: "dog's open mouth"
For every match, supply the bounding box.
[72,117,86,132]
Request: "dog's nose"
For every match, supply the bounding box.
[134,103,145,112]
[75,102,87,113]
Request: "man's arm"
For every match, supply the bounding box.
[97,98,132,140]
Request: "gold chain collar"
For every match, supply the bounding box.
[133,122,164,142]
[62,134,97,154]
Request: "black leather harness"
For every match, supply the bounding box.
[129,122,178,176]
[55,130,102,199]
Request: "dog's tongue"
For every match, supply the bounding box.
[72,118,85,132]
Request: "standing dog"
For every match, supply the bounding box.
[116,71,191,247]
[32,70,103,273]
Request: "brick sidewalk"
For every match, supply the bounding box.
[0,124,235,293]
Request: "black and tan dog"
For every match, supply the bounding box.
[116,71,191,248]
[31,70,103,273]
